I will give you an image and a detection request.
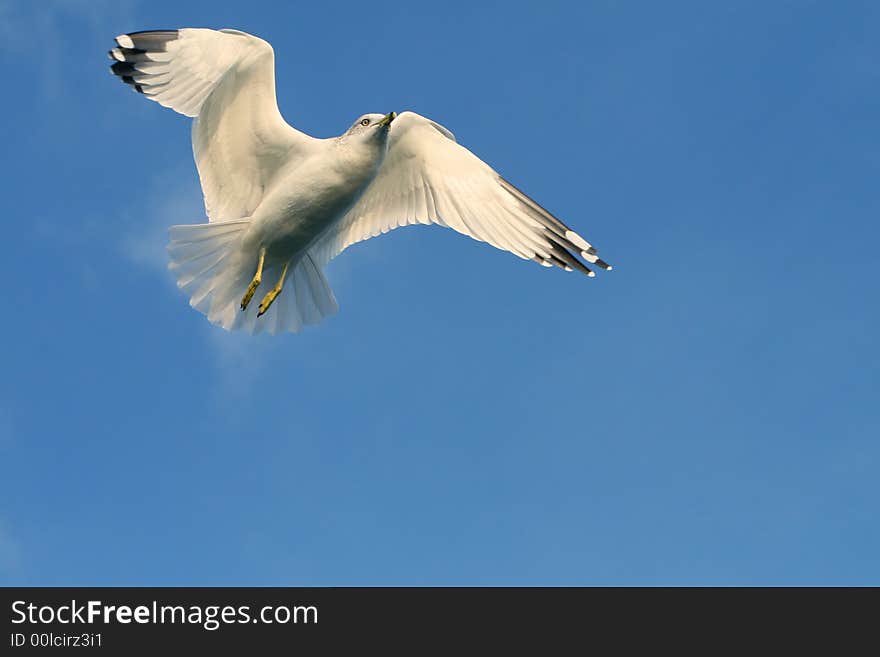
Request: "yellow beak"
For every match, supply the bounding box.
[376,111,397,127]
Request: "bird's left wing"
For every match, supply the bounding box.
[312,111,610,275]
[109,28,319,222]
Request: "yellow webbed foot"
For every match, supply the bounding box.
[257,260,290,317]
[240,247,266,311]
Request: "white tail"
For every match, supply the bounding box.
[167,221,339,335]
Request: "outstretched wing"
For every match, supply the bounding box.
[312,111,611,275]
[109,28,319,221]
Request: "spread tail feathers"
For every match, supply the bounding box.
[167,221,339,334]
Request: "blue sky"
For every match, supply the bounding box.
[0,0,878,585]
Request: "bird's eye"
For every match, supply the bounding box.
[361,118,370,126]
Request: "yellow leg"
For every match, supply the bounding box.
[257,261,290,317]
[240,247,266,311]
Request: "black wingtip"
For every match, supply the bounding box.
[110,61,135,76]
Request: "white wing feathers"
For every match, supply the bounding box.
[109,29,318,222]
[313,111,611,276]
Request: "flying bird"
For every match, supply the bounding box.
[108,28,612,334]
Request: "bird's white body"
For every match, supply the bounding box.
[109,28,611,334]
[243,134,387,266]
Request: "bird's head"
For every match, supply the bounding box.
[345,112,396,143]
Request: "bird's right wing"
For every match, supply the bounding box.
[109,28,319,221]
[312,112,610,275]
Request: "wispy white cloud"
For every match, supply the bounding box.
[0,0,138,99]
[119,170,205,280]
[0,0,138,45]
[118,171,279,398]
[205,329,276,401]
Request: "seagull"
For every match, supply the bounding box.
[108,28,612,334]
